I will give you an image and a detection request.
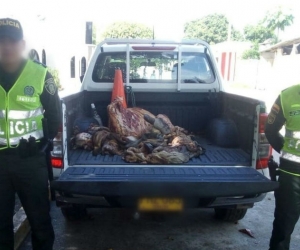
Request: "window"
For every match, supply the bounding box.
[296,44,300,54]
[130,52,178,83]
[282,45,293,56]
[173,52,215,83]
[92,51,214,84]
[81,57,87,76]
[92,52,126,82]
[70,56,75,78]
[42,49,46,65]
[28,49,40,62]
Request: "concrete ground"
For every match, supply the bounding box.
[20,193,300,250]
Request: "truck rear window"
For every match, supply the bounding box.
[92,52,127,83]
[177,52,215,83]
[92,51,214,84]
[130,51,178,83]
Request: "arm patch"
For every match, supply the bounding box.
[271,103,280,114]
[45,78,57,95]
[268,113,276,124]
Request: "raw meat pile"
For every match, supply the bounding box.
[72,98,204,164]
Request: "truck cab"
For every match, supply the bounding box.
[51,39,278,222]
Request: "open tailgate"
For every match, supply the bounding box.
[52,166,278,197]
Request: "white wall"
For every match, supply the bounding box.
[259,46,300,92]
[234,59,260,87]
[211,41,252,83]
[19,15,94,94]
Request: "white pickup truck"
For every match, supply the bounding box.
[51,39,278,221]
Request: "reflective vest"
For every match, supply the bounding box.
[281,84,300,163]
[0,60,46,148]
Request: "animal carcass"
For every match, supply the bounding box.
[108,97,155,137]
[72,132,93,150]
[123,119,204,164]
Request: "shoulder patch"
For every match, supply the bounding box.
[45,78,57,95]
[33,60,47,68]
[268,113,276,124]
[271,103,280,114]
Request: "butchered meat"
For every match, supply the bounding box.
[108,97,155,137]
[77,98,205,164]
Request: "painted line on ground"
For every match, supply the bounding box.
[13,207,30,250]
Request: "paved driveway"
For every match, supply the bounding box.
[20,192,300,250]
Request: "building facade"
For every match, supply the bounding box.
[259,37,300,91]
[22,15,96,95]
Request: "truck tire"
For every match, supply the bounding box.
[214,208,247,222]
[61,205,87,221]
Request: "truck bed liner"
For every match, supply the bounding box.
[69,138,251,166]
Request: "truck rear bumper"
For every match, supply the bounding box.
[55,192,267,209]
[52,166,278,198]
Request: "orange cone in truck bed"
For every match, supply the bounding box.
[111,69,127,108]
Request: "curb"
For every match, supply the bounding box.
[13,207,30,250]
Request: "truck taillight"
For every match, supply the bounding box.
[258,113,268,133]
[256,113,271,169]
[51,128,63,169]
[51,157,63,168]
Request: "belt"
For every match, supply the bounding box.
[0,147,19,155]
[279,157,300,176]
[0,142,43,156]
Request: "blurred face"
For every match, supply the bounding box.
[0,37,25,67]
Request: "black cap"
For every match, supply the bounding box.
[0,18,23,41]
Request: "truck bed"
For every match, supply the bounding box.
[64,91,258,167]
[69,137,251,166]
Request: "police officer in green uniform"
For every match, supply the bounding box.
[266,85,300,250]
[0,18,60,250]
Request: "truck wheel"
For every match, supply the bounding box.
[61,205,87,221]
[214,208,248,222]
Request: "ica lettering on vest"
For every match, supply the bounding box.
[0,60,46,148]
